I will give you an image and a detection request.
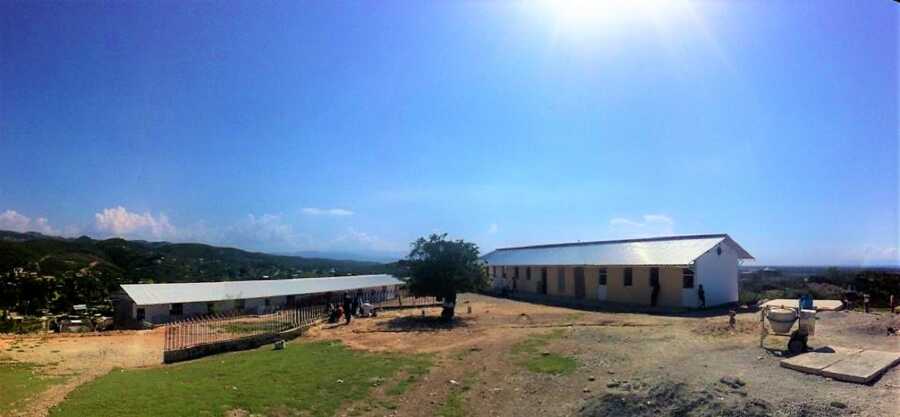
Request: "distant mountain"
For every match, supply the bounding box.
[0,230,401,314]
[278,250,405,264]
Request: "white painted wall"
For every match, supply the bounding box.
[693,242,739,306]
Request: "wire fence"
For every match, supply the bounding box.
[164,288,438,352]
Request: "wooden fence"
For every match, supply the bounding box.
[163,289,438,353]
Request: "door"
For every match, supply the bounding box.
[540,268,548,295]
[574,267,586,299]
[650,267,660,306]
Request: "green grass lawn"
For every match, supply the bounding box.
[0,358,62,415]
[49,341,431,417]
[510,330,577,375]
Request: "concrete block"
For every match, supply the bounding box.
[780,348,861,375]
[821,350,900,384]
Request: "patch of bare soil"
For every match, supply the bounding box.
[0,328,164,417]
[579,379,847,417]
[692,315,761,337]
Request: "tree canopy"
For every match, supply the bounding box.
[403,234,488,319]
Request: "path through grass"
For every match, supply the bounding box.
[49,341,431,417]
[0,358,63,415]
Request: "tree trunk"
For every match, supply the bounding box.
[441,292,457,321]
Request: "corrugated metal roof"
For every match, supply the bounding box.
[482,234,753,266]
[121,274,404,306]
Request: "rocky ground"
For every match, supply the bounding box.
[2,294,898,417]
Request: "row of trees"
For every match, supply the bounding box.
[0,271,115,315]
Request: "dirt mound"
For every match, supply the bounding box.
[848,314,900,336]
[578,381,844,417]
[692,317,760,337]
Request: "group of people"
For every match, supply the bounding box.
[327,291,375,324]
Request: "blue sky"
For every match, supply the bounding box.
[1,1,897,265]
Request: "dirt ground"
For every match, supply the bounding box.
[2,294,899,417]
[0,328,163,417]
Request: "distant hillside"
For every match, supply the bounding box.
[0,230,400,314]
[738,265,899,307]
[278,250,405,264]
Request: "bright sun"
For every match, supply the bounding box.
[536,0,695,37]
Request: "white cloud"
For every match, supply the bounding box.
[488,223,499,234]
[94,206,176,239]
[0,209,60,235]
[331,227,405,253]
[609,214,674,238]
[223,213,311,251]
[301,207,354,216]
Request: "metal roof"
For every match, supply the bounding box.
[482,234,753,267]
[121,274,404,306]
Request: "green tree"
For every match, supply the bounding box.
[404,234,488,320]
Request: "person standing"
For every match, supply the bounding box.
[698,285,706,309]
[342,292,353,325]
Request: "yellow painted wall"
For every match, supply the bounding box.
[607,267,651,304]
[496,264,684,306]
[658,267,683,307]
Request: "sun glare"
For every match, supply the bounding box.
[535,0,695,37]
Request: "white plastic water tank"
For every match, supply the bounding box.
[766,308,797,334]
[798,309,816,336]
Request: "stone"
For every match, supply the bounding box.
[588,376,596,381]
[719,376,745,389]
[606,381,620,388]
[830,401,847,409]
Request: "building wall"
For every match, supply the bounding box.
[658,267,683,307]
[129,286,401,324]
[606,267,650,304]
[491,265,696,307]
[694,243,739,306]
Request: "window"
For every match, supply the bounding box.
[598,268,607,286]
[236,299,246,311]
[206,302,215,314]
[264,298,272,307]
[286,295,296,306]
[502,267,507,278]
[683,268,695,289]
[525,267,531,281]
[136,308,145,321]
[170,303,183,316]
[624,268,633,286]
[491,266,496,277]
[557,268,566,291]
[650,268,659,287]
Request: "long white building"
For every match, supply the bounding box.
[481,234,753,308]
[114,274,403,324]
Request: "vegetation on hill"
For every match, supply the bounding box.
[739,266,900,307]
[0,230,399,315]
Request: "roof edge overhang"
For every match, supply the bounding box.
[720,235,755,260]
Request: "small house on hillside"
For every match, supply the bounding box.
[481,234,753,308]
[113,274,403,325]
